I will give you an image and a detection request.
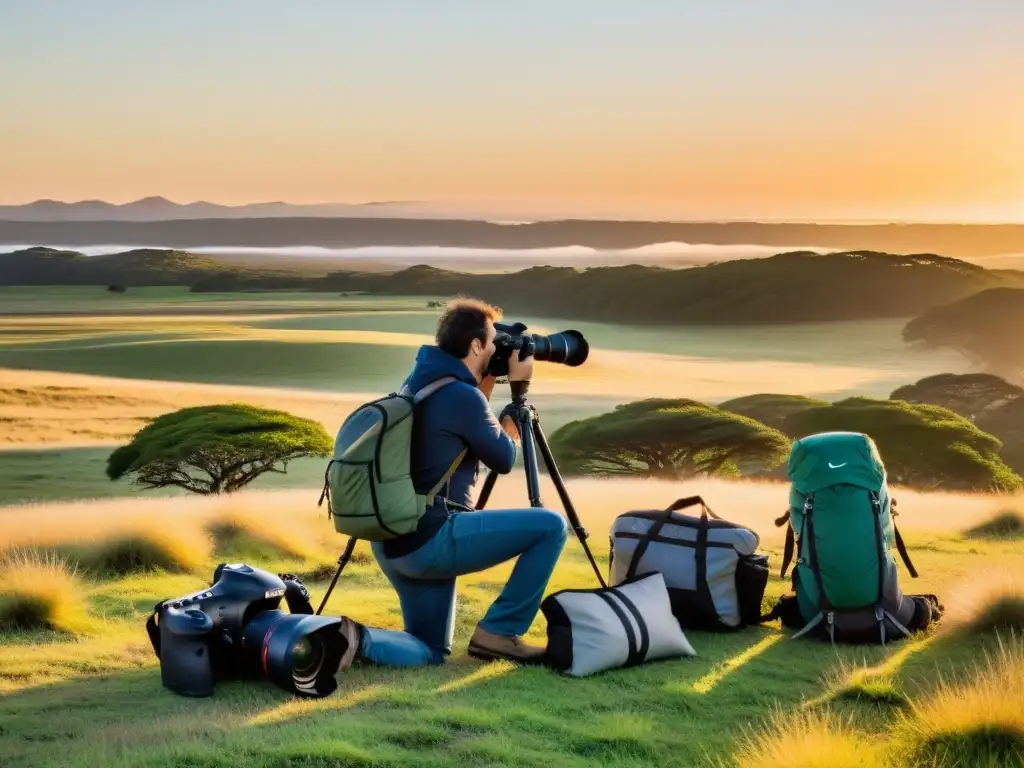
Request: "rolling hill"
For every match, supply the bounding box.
[4,246,1021,325]
[0,246,277,287]
[311,250,1013,324]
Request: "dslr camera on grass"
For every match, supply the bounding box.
[145,563,347,698]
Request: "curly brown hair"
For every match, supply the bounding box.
[435,297,503,357]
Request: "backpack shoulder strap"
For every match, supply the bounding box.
[400,375,460,403]
[402,375,467,505]
[427,448,468,505]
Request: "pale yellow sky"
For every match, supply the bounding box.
[2,2,1023,221]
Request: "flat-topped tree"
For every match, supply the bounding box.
[547,398,791,479]
[106,404,332,495]
[890,373,1023,420]
[717,393,829,436]
[786,397,1022,493]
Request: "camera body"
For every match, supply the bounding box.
[487,321,589,378]
[145,563,346,699]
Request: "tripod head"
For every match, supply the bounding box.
[509,379,531,403]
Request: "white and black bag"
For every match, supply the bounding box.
[609,496,770,631]
[540,571,697,678]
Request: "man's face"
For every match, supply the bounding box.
[466,320,497,380]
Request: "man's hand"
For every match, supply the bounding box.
[479,373,497,401]
[508,352,534,382]
[498,402,521,443]
[500,414,520,443]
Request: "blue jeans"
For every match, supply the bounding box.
[358,507,568,667]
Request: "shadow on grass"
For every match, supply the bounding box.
[2,615,943,768]
[0,623,814,768]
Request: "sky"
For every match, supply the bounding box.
[2,1,1023,222]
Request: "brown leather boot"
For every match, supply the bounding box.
[467,625,547,664]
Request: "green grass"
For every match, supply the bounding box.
[0,289,969,399]
[1,515,1021,767]
[0,447,328,506]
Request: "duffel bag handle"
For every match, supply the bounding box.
[665,496,722,520]
[623,496,719,581]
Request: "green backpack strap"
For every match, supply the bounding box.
[890,498,918,578]
[774,509,795,578]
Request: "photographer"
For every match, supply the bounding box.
[336,298,568,669]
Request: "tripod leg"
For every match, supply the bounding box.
[519,409,543,507]
[532,418,607,588]
[316,536,359,615]
[475,468,499,510]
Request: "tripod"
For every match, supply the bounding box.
[316,379,605,615]
[475,380,606,588]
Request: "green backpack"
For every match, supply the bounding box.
[317,376,467,541]
[772,431,931,644]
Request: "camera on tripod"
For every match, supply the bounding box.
[486,322,589,378]
[145,563,348,699]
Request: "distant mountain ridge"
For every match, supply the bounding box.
[2,216,1023,258]
[0,197,433,222]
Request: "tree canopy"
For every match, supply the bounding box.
[890,373,1023,421]
[902,288,1024,383]
[786,397,1022,492]
[547,398,791,480]
[106,403,332,495]
[717,393,828,436]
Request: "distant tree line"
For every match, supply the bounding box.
[103,372,1024,497]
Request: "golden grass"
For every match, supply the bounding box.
[891,633,1024,767]
[725,708,886,768]
[3,474,1020,559]
[0,550,92,634]
[0,367,375,448]
[0,487,344,579]
[203,499,329,562]
[0,340,912,448]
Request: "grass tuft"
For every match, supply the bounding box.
[835,675,910,709]
[0,550,92,634]
[965,510,1024,540]
[204,503,327,563]
[892,633,1024,767]
[941,564,1024,636]
[70,527,210,576]
[725,707,885,768]
[208,521,299,562]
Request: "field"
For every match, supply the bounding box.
[2,476,1023,767]
[2,286,1021,766]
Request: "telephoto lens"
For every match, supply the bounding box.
[488,322,589,377]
